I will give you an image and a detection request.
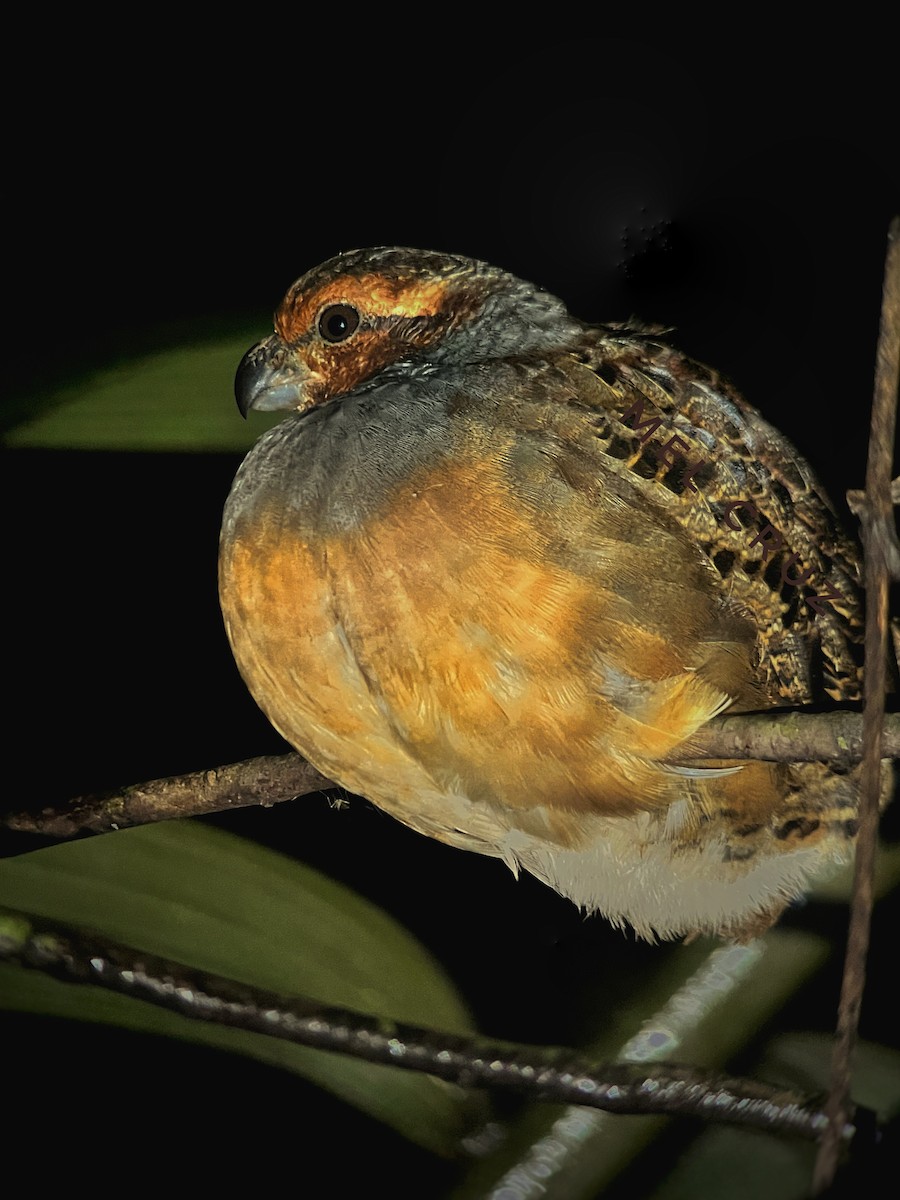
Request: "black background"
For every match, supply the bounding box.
[3,25,898,1196]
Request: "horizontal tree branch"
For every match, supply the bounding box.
[2,754,335,839]
[0,907,853,1144]
[684,709,899,764]
[3,710,897,841]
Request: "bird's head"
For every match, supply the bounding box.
[235,247,581,416]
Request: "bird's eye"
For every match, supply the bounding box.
[318,303,360,343]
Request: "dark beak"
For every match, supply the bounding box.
[235,335,309,418]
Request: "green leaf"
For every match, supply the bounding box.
[0,821,480,1155]
[454,932,832,1200]
[2,334,283,451]
[642,1035,900,1199]
[809,840,900,903]
[765,1032,900,1123]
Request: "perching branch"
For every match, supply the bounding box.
[684,709,898,765]
[3,710,897,841]
[2,754,336,839]
[0,907,851,1144]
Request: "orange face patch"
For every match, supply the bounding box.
[268,269,467,407]
[275,271,455,343]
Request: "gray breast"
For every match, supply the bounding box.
[223,377,459,539]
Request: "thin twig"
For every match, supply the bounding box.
[813,216,900,1194]
[2,754,336,838]
[3,710,897,841]
[846,477,900,581]
[0,908,850,1144]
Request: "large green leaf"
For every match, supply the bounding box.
[2,334,282,451]
[644,1034,900,1199]
[0,821,479,1155]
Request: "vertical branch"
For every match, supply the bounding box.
[813,217,900,1193]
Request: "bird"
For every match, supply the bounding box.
[219,246,880,942]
